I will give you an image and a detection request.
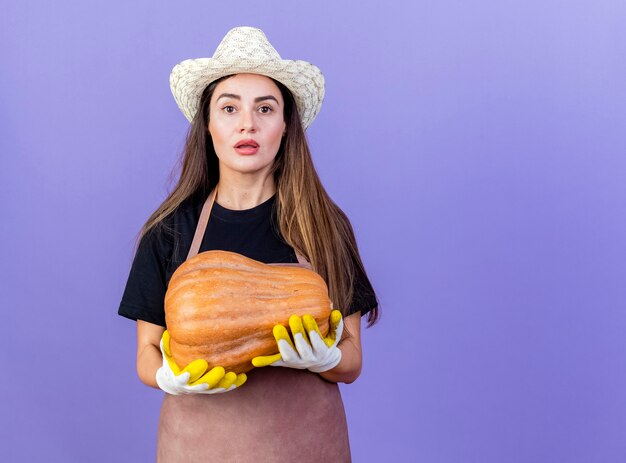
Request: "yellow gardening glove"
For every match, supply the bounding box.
[252,310,343,373]
[156,330,247,395]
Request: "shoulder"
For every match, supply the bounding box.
[137,193,204,260]
[159,193,204,237]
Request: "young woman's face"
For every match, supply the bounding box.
[208,73,286,178]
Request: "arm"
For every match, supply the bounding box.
[318,311,362,384]
[136,320,166,389]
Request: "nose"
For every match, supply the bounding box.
[239,109,257,132]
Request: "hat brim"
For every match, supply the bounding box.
[170,58,325,130]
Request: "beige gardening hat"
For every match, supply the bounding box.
[169,26,325,130]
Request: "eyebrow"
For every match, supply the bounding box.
[216,93,280,106]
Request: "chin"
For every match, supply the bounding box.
[223,159,275,176]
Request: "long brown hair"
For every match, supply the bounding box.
[134,74,380,327]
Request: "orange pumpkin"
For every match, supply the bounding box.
[164,250,332,373]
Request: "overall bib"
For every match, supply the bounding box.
[156,188,352,462]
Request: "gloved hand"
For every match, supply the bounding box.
[156,330,247,395]
[252,310,343,373]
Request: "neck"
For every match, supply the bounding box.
[215,169,276,210]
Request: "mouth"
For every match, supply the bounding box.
[234,139,260,155]
[234,139,260,149]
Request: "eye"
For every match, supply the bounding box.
[222,105,236,114]
[259,105,273,114]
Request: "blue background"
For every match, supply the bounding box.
[1,0,625,461]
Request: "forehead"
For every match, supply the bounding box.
[213,73,282,99]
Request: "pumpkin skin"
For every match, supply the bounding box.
[164,250,332,374]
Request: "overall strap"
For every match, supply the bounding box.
[185,185,311,268]
[186,188,218,260]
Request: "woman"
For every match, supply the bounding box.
[118,26,380,462]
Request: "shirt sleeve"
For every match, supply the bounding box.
[345,256,379,318]
[117,224,174,327]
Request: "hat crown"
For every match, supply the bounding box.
[213,26,282,63]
